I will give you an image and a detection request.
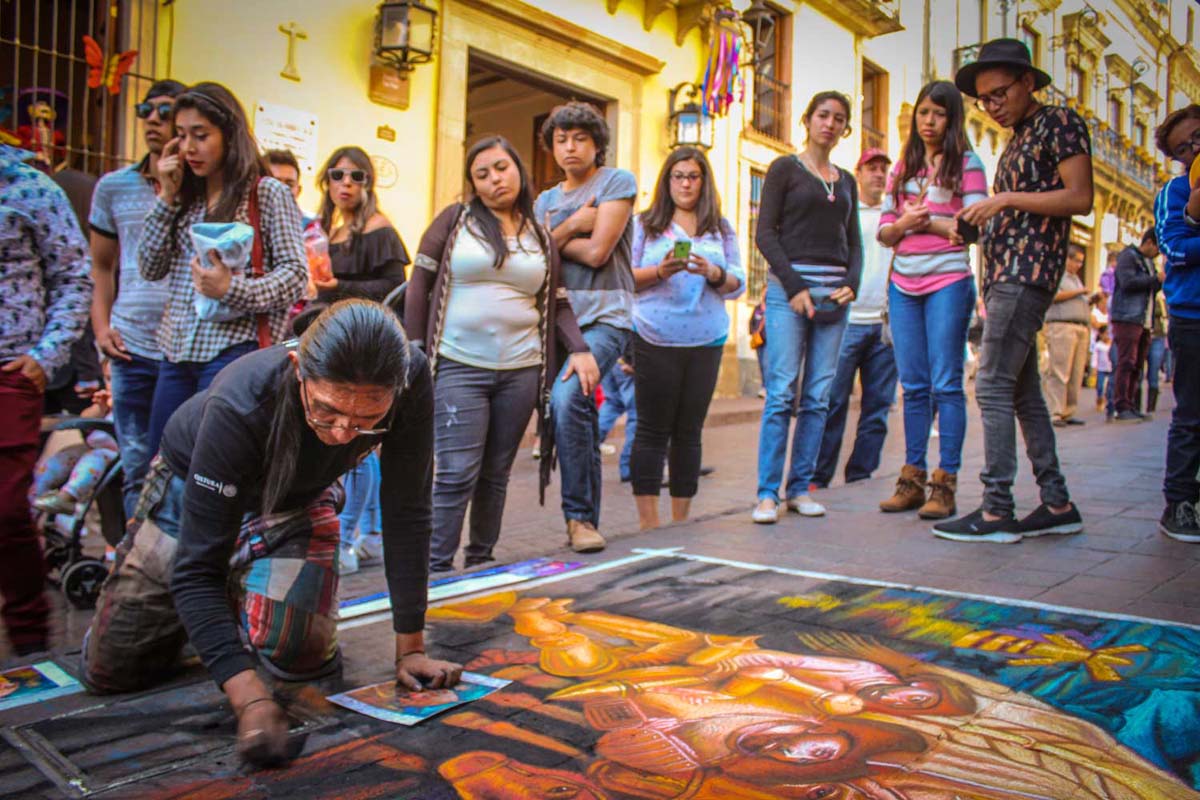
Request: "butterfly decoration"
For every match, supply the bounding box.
[83,35,138,95]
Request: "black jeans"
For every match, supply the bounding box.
[1165,315,1200,505]
[630,335,723,498]
[976,283,1070,517]
[430,359,540,570]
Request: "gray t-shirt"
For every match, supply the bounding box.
[89,164,168,359]
[533,166,637,330]
[1045,271,1089,325]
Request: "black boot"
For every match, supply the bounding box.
[1148,388,1159,413]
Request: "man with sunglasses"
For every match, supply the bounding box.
[89,79,186,517]
[1153,104,1200,542]
[934,39,1093,543]
[83,300,460,767]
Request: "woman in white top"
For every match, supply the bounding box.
[406,136,597,572]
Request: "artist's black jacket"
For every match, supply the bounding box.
[162,344,433,687]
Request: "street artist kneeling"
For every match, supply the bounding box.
[81,299,462,765]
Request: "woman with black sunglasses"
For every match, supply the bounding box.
[314,146,410,305]
[83,300,461,768]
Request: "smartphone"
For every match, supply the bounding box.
[956,217,980,245]
[672,239,692,261]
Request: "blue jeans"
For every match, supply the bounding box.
[756,279,848,502]
[598,363,636,481]
[147,341,256,462]
[550,323,628,527]
[1105,339,1118,414]
[888,277,975,473]
[1147,335,1166,393]
[813,322,898,486]
[339,451,381,545]
[1095,370,1111,401]
[109,353,160,519]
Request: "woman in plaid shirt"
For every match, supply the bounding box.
[137,82,307,458]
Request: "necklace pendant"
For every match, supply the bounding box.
[827,191,836,202]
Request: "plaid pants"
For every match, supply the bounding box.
[82,459,342,693]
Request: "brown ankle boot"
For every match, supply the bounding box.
[919,469,957,519]
[880,465,927,513]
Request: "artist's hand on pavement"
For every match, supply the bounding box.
[235,696,292,768]
[395,652,463,692]
[191,250,233,299]
[155,137,183,204]
[830,286,856,306]
[95,325,132,361]
[563,352,601,397]
[2,355,47,393]
[788,289,815,319]
[958,192,1010,227]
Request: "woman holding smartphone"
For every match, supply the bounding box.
[877,80,986,520]
[629,147,744,529]
[752,91,861,524]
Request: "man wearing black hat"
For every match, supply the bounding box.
[89,79,187,517]
[934,39,1093,543]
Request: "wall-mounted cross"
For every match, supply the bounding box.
[278,22,307,82]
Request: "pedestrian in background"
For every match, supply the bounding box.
[1042,243,1091,427]
[534,102,637,554]
[89,78,185,518]
[752,91,861,523]
[1110,228,1160,423]
[813,148,897,490]
[408,135,595,571]
[139,82,307,460]
[1152,103,1200,542]
[937,38,1089,542]
[876,80,985,520]
[628,146,744,529]
[1092,324,1113,411]
[597,347,636,482]
[1145,289,1168,414]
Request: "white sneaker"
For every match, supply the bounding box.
[786,495,826,517]
[355,533,384,565]
[599,443,617,456]
[338,544,360,576]
[751,498,779,524]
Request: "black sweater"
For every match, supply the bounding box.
[755,155,862,299]
[318,226,410,304]
[162,345,433,688]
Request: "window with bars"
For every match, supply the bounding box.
[746,169,769,301]
[861,59,888,154]
[750,7,792,143]
[1,0,160,176]
[1108,97,1123,134]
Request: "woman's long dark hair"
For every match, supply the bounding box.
[639,146,726,239]
[172,82,266,223]
[893,81,971,206]
[317,146,381,240]
[261,300,411,514]
[463,135,548,269]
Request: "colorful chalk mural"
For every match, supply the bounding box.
[10,556,1198,799]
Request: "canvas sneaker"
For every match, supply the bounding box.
[1160,502,1200,543]
[932,508,1021,543]
[751,498,779,524]
[355,532,384,565]
[786,495,826,517]
[337,544,360,576]
[1016,503,1083,537]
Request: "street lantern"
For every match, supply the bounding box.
[740,0,775,68]
[374,1,437,72]
[668,83,714,150]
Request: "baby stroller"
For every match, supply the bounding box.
[36,416,126,609]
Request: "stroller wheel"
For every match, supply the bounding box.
[63,559,108,610]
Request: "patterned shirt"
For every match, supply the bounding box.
[137,177,307,363]
[982,105,1091,291]
[89,162,169,359]
[0,145,93,375]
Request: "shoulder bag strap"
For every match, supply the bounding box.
[248,178,272,349]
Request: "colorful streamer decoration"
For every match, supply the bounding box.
[699,9,744,120]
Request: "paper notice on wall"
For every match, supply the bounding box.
[255,101,318,175]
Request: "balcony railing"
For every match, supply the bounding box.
[1044,86,1158,197]
[751,73,790,143]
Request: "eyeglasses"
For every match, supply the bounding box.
[301,380,392,436]
[974,77,1021,111]
[1169,129,1200,162]
[135,101,174,120]
[670,171,703,184]
[328,168,368,185]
